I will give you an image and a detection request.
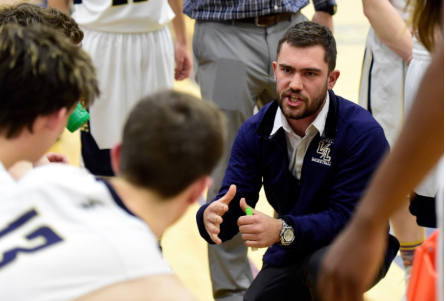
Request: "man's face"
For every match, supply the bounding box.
[273,43,332,121]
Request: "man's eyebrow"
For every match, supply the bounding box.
[278,63,294,69]
[301,67,322,73]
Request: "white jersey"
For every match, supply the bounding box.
[72,0,175,33]
[0,164,172,301]
[0,161,17,194]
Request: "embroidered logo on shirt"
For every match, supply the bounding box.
[311,138,334,166]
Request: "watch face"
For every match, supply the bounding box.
[283,229,294,242]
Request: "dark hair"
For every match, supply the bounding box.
[120,90,226,198]
[406,0,443,52]
[277,21,337,73]
[0,24,99,138]
[0,3,83,44]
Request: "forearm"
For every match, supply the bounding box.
[312,11,334,33]
[363,0,412,62]
[354,41,444,230]
[168,0,188,47]
[48,0,71,14]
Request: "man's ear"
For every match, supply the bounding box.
[327,70,340,90]
[272,61,278,81]
[43,108,68,131]
[187,176,212,205]
[110,143,122,175]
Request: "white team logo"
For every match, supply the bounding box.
[311,138,334,166]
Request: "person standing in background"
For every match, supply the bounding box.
[183,1,336,300]
[317,0,443,298]
[358,0,426,285]
[48,0,192,177]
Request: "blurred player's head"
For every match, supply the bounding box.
[0,24,98,162]
[113,90,226,200]
[0,3,83,44]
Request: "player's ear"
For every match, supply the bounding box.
[110,143,122,174]
[187,176,212,205]
[327,70,340,90]
[39,108,68,133]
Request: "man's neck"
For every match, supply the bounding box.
[286,115,318,137]
[0,136,32,169]
[109,177,174,239]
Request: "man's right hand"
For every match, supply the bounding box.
[203,184,236,244]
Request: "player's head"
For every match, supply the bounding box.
[0,24,98,147]
[113,90,226,199]
[0,3,83,44]
[277,21,337,73]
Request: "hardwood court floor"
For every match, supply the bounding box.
[50,0,408,300]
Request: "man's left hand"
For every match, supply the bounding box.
[237,198,282,248]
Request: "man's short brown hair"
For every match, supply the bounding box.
[0,3,83,44]
[0,24,99,138]
[120,90,226,198]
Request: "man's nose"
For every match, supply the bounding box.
[289,74,303,91]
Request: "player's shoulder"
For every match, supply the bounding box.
[18,164,110,202]
[20,164,96,187]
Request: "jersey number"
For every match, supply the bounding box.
[0,209,63,269]
[112,0,148,7]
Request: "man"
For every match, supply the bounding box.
[49,0,192,177]
[196,21,400,300]
[183,1,337,298]
[0,24,226,300]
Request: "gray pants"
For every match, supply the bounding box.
[193,13,307,301]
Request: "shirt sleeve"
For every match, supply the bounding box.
[312,0,337,14]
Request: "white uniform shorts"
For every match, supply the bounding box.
[358,28,407,147]
[82,25,175,150]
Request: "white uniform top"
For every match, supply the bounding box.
[0,161,17,194]
[390,0,410,20]
[0,164,172,301]
[72,0,175,33]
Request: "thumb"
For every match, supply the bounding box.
[239,198,251,214]
[218,184,236,206]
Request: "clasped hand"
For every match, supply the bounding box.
[203,185,282,247]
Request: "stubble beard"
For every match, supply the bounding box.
[277,85,328,120]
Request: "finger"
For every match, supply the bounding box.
[174,55,185,80]
[177,58,192,80]
[218,184,236,206]
[240,233,257,242]
[206,225,222,244]
[210,203,228,217]
[317,271,335,301]
[240,197,254,214]
[210,233,222,245]
[238,223,258,234]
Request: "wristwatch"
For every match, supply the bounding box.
[278,218,295,246]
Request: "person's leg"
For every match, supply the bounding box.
[193,20,268,300]
[244,261,312,301]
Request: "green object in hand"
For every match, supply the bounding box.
[66,103,89,133]
[245,207,258,251]
[246,207,253,216]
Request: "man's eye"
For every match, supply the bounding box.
[282,68,292,73]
